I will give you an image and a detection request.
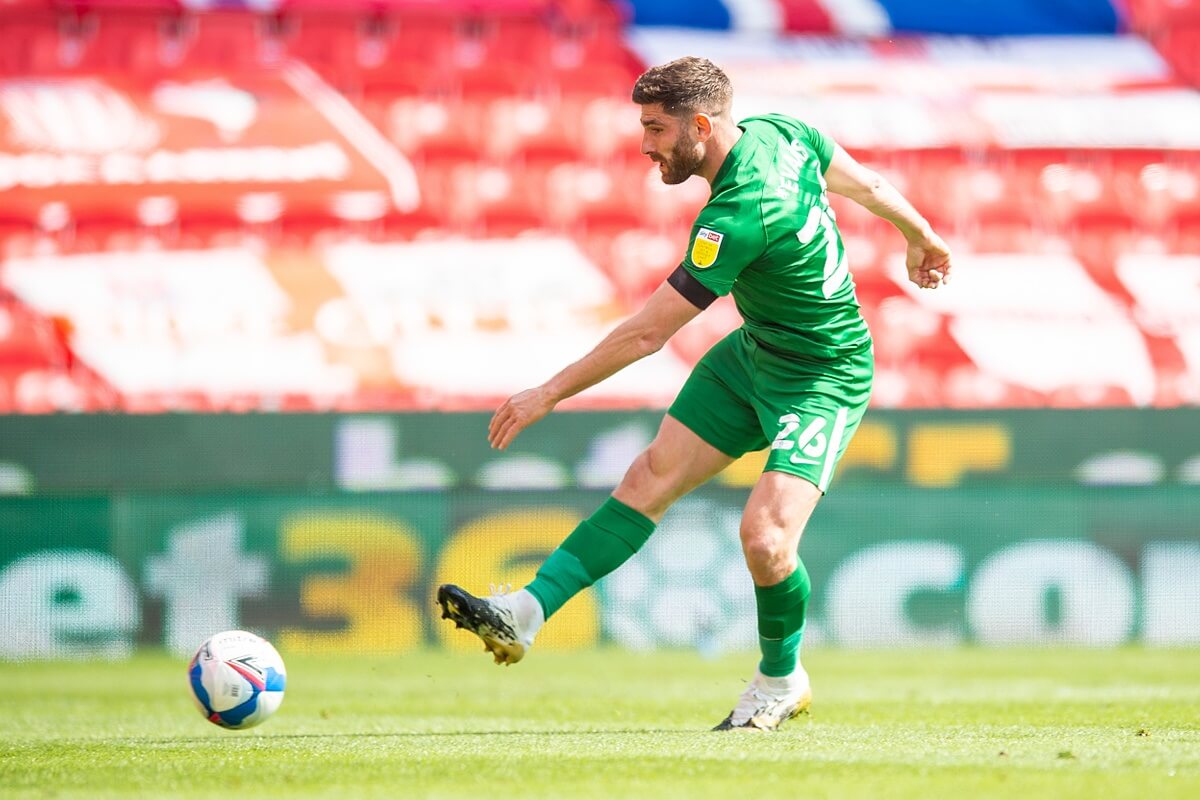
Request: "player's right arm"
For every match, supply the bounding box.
[823,144,952,290]
[487,280,703,450]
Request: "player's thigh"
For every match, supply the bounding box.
[755,348,873,494]
[613,414,736,520]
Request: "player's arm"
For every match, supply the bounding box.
[488,278,705,449]
[823,144,952,290]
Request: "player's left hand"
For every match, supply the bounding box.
[906,233,952,289]
[488,386,557,450]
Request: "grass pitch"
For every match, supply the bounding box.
[1,648,1197,799]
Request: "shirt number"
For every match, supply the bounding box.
[797,204,849,299]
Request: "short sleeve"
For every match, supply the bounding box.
[680,198,765,297]
[799,122,835,174]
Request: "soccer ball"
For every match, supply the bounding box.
[187,630,287,730]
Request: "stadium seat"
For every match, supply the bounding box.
[1158,27,1200,84]
[376,209,448,241]
[552,62,636,98]
[1069,211,1141,289]
[475,163,550,230]
[414,146,489,227]
[884,148,964,225]
[70,218,144,253]
[455,61,544,98]
[494,96,587,162]
[392,97,490,159]
[469,17,557,74]
[572,95,644,161]
[0,301,68,370]
[1125,0,1200,29]
[78,11,169,73]
[371,17,461,77]
[281,11,362,81]
[579,217,679,302]
[967,206,1050,254]
[0,11,61,75]
[478,204,553,238]
[190,12,273,69]
[1134,160,1200,229]
[2,1,1195,414]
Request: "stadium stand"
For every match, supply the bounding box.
[0,0,1197,410]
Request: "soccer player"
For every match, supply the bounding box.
[438,56,951,731]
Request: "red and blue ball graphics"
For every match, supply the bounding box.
[188,630,287,729]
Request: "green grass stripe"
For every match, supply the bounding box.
[1,648,1197,799]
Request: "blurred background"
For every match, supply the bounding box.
[0,0,1197,661]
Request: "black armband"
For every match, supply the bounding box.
[667,264,718,310]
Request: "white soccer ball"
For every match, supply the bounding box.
[187,630,287,730]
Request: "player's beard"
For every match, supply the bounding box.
[657,129,704,185]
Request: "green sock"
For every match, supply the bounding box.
[755,560,812,678]
[526,497,656,619]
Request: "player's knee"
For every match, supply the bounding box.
[614,448,678,518]
[739,525,796,583]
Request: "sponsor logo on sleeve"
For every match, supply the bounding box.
[690,228,724,269]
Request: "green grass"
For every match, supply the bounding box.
[1,648,1198,799]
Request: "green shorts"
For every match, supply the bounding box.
[668,328,873,493]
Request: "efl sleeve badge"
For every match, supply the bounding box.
[690,228,724,269]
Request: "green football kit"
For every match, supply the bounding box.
[522,114,873,685]
[667,113,874,493]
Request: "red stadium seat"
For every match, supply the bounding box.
[182,12,269,70]
[543,159,646,227]
[281,12,362,81]
[79,11,170,73]
[2,2,1194,413]
[0,366,92,414]
[1154,27,1200,85]
[455,61,543,98]
[478,204,552,238]
[1166,209,1200,254]
[1125,0,1200,29]
[69,218,142,253]
[413,142,489,225]
[468,17,557,74]
[580,220,680,302]
[553,62,634,99]
[392,97,489,158]
[0,302,68,370]
[357,59,455,99]
[377,209,447,240]
[0,11,61,75]
[572,95,643,161]
[1069,211,1141,291]
[371,17,461,77]
[886,147,964,227]
[552,30,638,74]
[472,163,550,231]
[550,0,630,29]
[1133,159,1200,230]
[966,206,1046,254]
[1035,158,1130,230]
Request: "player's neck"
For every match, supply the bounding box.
[698,123,743,185]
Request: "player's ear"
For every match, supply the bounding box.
[694,113,714,142]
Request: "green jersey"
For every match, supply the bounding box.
[677,114,871,361]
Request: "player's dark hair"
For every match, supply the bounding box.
[631,57,733,117]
